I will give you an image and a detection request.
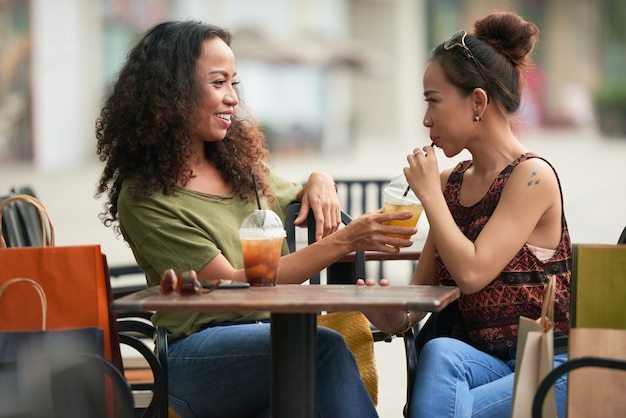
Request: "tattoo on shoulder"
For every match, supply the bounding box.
[527,171,541,186]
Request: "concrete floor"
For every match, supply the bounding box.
[2,127,625,416]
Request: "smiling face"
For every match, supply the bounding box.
[191,37,240,146]
[422,60,477,157]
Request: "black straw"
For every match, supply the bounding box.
[404,142,435,196]
[252,174,262,210]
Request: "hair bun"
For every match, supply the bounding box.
[473,11,539,69]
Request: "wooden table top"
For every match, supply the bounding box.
[111,284,460,314]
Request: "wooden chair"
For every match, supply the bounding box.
[532,243,626,418]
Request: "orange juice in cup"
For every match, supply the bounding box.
[239,209,286,286]
[240,236,284,286]
[382,175,423,246]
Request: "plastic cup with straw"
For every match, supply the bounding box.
[382,143,432,247]
[239,175,286,285]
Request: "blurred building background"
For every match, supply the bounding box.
[1,0,625,171]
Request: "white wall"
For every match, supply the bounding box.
[31,0,101,171]
[351,0,428,147]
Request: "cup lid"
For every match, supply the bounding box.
[384,174,420,204]
[239,209,286,238]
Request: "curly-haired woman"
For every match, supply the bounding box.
[96,20,415,418]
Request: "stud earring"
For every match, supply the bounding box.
[474,115,482,122]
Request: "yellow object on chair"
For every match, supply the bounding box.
[318,311,379,406]
[571,244,626,330]
[168,405,180,418]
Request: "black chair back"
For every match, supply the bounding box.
[1,186,50,247]
[285,202,365,284]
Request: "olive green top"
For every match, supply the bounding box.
[118,171,301,341]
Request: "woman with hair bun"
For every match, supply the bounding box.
[361,11,571,417]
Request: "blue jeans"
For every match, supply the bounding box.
[410,337,568,418]
[167,321,378,418]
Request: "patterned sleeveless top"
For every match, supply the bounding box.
[435,153,571,356]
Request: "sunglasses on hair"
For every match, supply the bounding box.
[443,30,489,93]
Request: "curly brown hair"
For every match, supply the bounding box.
[95,21,271,231]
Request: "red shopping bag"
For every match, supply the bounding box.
[0,195,118,365]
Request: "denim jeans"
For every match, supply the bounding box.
[167,321,378,418]
[410,337,568,418]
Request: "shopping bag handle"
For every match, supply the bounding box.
[0,278,48,330]
[0,194,55,248]
[539,274,556,331]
